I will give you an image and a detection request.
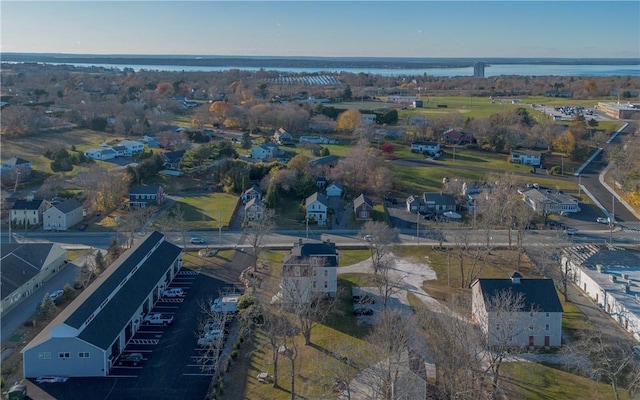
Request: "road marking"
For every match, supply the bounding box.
[129,339,159,345]
[108,374,138,378]
[177,270,199,276]
[158,298,185,303]
[182,373,215,376]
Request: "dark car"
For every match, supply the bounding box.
[354,295,375,305]
[118,352,143,366]
[78,224,88,231]
[353,307,374,316]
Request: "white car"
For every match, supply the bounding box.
[564,228,578,235]
[190,237,205,244]
[49,290,64,302]
[596,217,609,224]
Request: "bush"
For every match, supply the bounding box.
[230,350,238,359]
[548,166,561,175]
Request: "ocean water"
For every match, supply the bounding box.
[17,61,640,77]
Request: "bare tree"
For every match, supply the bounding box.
[358,308,417,400]
[572,330,640,400]
[475,288,529,399]
[118,206,155,248]
[279,263,340,346]
[417,300,489,400]
[243,209,276,272]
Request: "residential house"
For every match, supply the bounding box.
[362,114,377,124]
[118,140,145,155]
[129,185,166,208]
[21,232,182,377]
[241,185,262,204]
[309,155,339,169]
[422,192,456,213]
[305,192,329,226]
[406,195,423,214]
[522,189,580,214]
[273,128,294,145]
[2,157,32,172]
[161,150,186,171]
[410,141,440,155]
[10,196,48,227]
[143,135,162,148]
[84,148,117,161]
[279,239,339,303]
[471,272,563,348]
[510,150,542,166]
[43,199,83,231]
[1,243,67,316]
[112,145,128,157]
[244,198,266,222]
[561,245,640,341]
[299,136,338,145]
[353,194,373,220]
[251,142,281,160]
[326,182,343,197]
[1,157,32,183]
[443,128,476,145]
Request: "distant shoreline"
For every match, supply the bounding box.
[2,53,639,70]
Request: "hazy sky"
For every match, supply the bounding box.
[2,1,639,58]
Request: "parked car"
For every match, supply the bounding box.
[596,217,609,224]
[162,287,184,298]
[190,237,205,244]
[363,234,373,241]
[78,223,88,231]
[35,376,68,383]
[143,313,174,325]
[118,352,143,366]
[354,294,375,304]
[564,228,578,235]
[49,290,64,302]
[353,307,374,316]
[197,330,225,347]
[633,345,640,358]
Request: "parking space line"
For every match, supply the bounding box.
[108,374,138,378]
[182,373,215,376]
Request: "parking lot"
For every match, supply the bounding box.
[35,269,229,400]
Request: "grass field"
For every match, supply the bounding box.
[169,192,238,230]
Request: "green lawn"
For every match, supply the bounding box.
[501,362,627,400]
[167,192,238,230]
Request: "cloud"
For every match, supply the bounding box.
[417,30,423,34]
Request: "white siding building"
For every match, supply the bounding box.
[471,272,563,348]
[43,199,83,231]
[305,192,329,226]
[561,245,640,342]
[22,232,182,377]
[280,239,339,303]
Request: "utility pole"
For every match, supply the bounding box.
[218,209,222,247]
[578,174,582,197]
[416,212,420,244]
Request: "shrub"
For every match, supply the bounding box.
[548,166,561,175]
[231,350,238,359]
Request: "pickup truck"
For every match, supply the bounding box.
[143,313,174,326]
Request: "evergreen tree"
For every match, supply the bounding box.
[265,183,278,208]
[241,131,252,149]
[95,251,107,273]
[38,294,57,319]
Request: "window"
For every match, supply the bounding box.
[545,312,550,317]
[294,266,300,277]
[38,352,51,359]
[495,323,500,331]
[529,325,533,331]
[324,270,328,277]
[58,352,70,359]
[79,352,90,358]
[545,324,550,331]
[324,281,328,289]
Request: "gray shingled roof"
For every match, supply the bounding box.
[353,193,373,209]
[1,243,56,295]
[78,240,181,350]
[129,185,161,195]
[475,277,563,313]
[10,198,45,210]
[285,241,338,267]
[64,231,165,329]
[306,192,328,207]
[52,198,82,214]
[3,157,30,167]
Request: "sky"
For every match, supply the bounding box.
[1,1,639,59]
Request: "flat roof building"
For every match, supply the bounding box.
[597,102,640,119]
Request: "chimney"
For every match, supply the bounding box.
[298,238,303,246]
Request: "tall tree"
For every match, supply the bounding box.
[337,109,362,133]
[243,209,276,272]
[553,130,576,156]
